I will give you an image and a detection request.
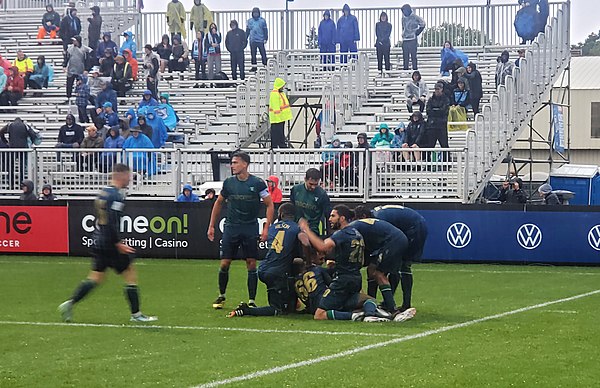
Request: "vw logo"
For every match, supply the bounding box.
[517,224,542,250]
[588,225,600,252]
[447,222,472,249]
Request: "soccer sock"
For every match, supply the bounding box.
[71,279,97,304]
[379,284,396,312]
[246,306,278,316]
[326,310,352,320]
[400,272,414,310]
[367,279,378,298]
[363,299,378,317]
[124,285,140,314]
[247,269,258,300]
[218,268,229,296]
[388,272,401,295]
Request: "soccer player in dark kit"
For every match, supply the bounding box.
[58,164,157,323]
[290,168,331,237]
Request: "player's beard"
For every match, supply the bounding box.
[330,221,341,230]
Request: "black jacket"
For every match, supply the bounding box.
[20,180,37,201]
[87,12,102,46]
[111,62,132,82]
[58,122,84,145]
[59,14,81,41]
[499,188,528,204]
[405,120,425,146]
[464,64,483,100]
[426,94,450,129]
[544,193,561,205]
[42,10,61,27]
[0,118,33,148]
[225,27,248,53]
[375,21,392,47]
[100,56,115,77]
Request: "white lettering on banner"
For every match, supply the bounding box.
[0,240,20,247]
[588,225,600,252]
[82,215,95,233]
[81,214,188,235]
[517,224,542,250]
[446,222,472,249]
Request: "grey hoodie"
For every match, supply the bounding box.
[401,4,426,41]
[20,180,37,201]
[65,42,92,76]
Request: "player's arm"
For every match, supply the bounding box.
[299,219,335,254]
[207,194,225,242]
[261,193,274,242]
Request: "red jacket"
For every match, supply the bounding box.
[7,68,24,94]
[267,175,283,204]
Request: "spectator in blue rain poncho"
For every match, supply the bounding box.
[139,106,168,148]
[440,41,468,76]
[122,127,157,175]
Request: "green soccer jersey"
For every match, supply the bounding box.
[290,183,331,236]
[220,174,269,226]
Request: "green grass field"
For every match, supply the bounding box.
[1,256,600,387]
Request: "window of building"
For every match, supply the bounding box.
[592,102,600,139]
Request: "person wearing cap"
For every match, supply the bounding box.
[269,77,292,149]
[111,55,133,97]
[98,101,119,129]
[88,69,111,103]
[176,184,201,203]
[143,44,160,97]
[59,7,81,52]
[499,177,527,204]
[357,133,370,149]
[139,90,158,108]
[119,31,137,58]
[87,6,102,55]
[538,183,560,205]
[63,35,91,102]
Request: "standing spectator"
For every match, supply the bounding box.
[96,32,118,63]
[538,183,560,205]
[169,35,189,73]
[269,77,292,149]
[266,175,283,205]
[20,180,37,201]
[101,126,124,172]
[204,23,222,80]
[79,125,104,171]
[190,0,213,35]
[191,31,205,80]
[177,184,200,202]
[75,75,91,123]
[337,4,360,63]
[499,178,528,204]
[370,123,394,148]
[495,50,514,87]
[400,4,426,70]
[59,8,81,52]
[357,132,370,149]
[375,11,392,72]
[119,32,137,58]
[404,70,428,113]
[166,0,187,41]
[111,55,133,97]
[515,48,526,67]
[39,184,57,201]
[139,89,158,108]
[154,35,172,73]
[122,49,138,81]
[87,6,102,56]
[0,67,24,107]
[464,62,482,114]
[318,10,336,67]
[28,55,50,89]
[403,111,424,161]
[225,20,247,81]
[63,35,91,103]
[57,113,84,147]
[37,4,61,41]
[0,118,34,186]
[143,44,160,98]
[246,7,268,73]
[13,50,34,87]
[423,82,450,149]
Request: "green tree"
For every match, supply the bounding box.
[396,22,490,48]
[572,31,600,56]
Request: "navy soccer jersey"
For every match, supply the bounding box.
[373,205,426,233]
[93,185,125,251]
[220,174,268,226]
[295,265,331,314]
[259,220,301,276]
[329,226,364,277]
[349,218,405,256]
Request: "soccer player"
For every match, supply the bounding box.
[290,168,331,237]
[227,203,308,317]
[294,258,332,315]
[207,151,275,309]
[58,164,157,323]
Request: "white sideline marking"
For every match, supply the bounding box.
[543,310,578,314]
[193,289,600,388]
[0,321,399,338]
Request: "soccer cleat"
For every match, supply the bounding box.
[364,316,391,323]
[58,300,73,322]
[130,313,158,322]
[248,301,257,308]
[393,307,417,322]
[212,296,226,309]
[374,307,393,319]
[351,312,365,321]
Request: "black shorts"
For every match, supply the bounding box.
[91,247,132,274]
[221,224,259,259]
[372,235,409,275]
[405,223,428,262]
[318,275,361,312]
[259,271,291,312]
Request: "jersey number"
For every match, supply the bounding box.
[271,230,286,254]
[295,271,317,300]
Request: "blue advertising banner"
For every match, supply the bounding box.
[552,104,565,153]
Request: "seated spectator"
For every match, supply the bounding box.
[101,125,124,172]
[440,40,468,76]
[402,111,424,161]
[499,177,527,204]
[122,127,157,175]
[56,114,84,148]
[97,102,119,131]
[94,81,118,116]
[99,48,115,77]
[28,55,50,89]
[119,32,137,58]
[13,50,34,87]
[356,132,370,149]
[154,34,172,73]
[37,4,61,41]
[452,78,470,108]
[39,184,57,200]
[391,122,406,148]
[450,66,468,92]
[139,89,158,108]
[405,71,428,113]
[96,32,118,63]
[266,175,283,205]
[538,183,560,205]
[123,48,138,81]
[0,54,12,74]
[137,114,153,140]
[157,93,179,130]
[20,180,37,201]
[321,136,342,187]
[169,34,189,73]
[203,188,216,201]
[0,67,24,107]
[75,75,91,123]
[88,66,110,103]
[339,141,357,188]
[139,107,168,148]
[111,55,133,97]
[176,184,201,202]
[204,23,222,80]
[79,125,104,171]
[370,123,394,148]
[0,68,7,96]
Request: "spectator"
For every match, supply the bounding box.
[99,47,116,77]
[87,6,102,56]
[440,40,468,76]
[123,49,138,81]
[154,34,172,73]
[514,0,549,44]
[119,32,137,58]
[13,50,34,87]
[63,35,91,103]
[191,31,205,80]
[246,7,268,72]
[269,77,292,149]
[20,180,37,201]
[139,89,158,108]
[59,8,81,52]
[339,141,357,188]
[39,184,57,201]
[123,127,157,175]
[157,93,180,130]
[111,55,133,97]
[88,67,110,103]
[357,132,370,149]
[452,79,470,108]
[94,81,118,118]
[402,111,424,162]
[391,122,406,149]
[266,175,283,205]
[142,108,169,148]
[496,50,514,87]
[203,188,216,201]
[225,20,247,81]
[0,68,7,95]
[423,82,450,149]
[143,45,160,98]
[318,10,336,67]
[0,117,34,186]
[169,34,189,73]
[63,1,76,17]
[450,65,468,92]
[79,125,104,171]
[37,4,61,41]
[321,136,342,186]
[137,115,153,140]
[400,4,426,70]
[101,125,124,172]
[375,11,392,72]
[405,70,428,113]
[166,0,187,41]
[28,55,50,89]
[337,4,360,63]
[204,23,222,80]
[515,48,526,68]
[56,114,84,147]
[97,101,119,130]
[0,67,24,107]
[190,0,213,36]
[370,123,394,148]
[0,54,12,74]
[499,178,527,204]
[75,75,91,123]
[96,32,118,63]
[177,184,201,202]
[538,183,560,205]
[464,62,482,114]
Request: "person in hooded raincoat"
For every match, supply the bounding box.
[166,0,187,40]
[20,180,37,201]
[138,106,168,148]
[97,32,118,61]
[123,127,157,175]
[318,10,336,66]
[337,4,360,63]
[39,184,57,200]
[176,184,201,202]
[514,0,549,44]
[123,48,138,81]
[37,4,61,41]
[266,175,283,205]
[119,32,137,58]
[269,78,292,149]
[190,0,213,35]
[246,7,268,72]
[88,6,102,53]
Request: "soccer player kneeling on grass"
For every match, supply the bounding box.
[58,164,157,323]
[228,203,309,317]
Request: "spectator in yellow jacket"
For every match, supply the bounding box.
[166,0,187,40]
[190,0,213,35]
[269,77,292,149]
[13,50,34,87]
